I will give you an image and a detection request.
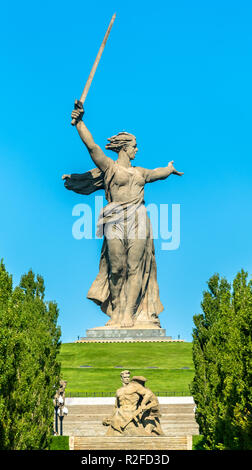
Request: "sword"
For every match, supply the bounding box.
[71,13,116,126]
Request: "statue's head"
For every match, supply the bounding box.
[106,132,138,160]
[120,369,131,385]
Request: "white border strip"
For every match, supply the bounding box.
[65,396,195,405]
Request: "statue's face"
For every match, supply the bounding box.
[121,372,130,385]
[125,140,138,160]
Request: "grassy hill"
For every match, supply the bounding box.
[59,342,194,396]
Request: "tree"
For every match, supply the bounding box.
[0,261,61,449]
[191,270,252,449]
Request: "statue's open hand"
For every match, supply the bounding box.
[168,160,184,176]
[71,99,84,123]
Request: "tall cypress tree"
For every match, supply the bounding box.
[191,270,252,449]
[0,262,61,450]
[0,259,15,448]
[220,270,252,449]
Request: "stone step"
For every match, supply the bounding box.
[64,421,199,428]
[63,424,199,437]
[70,436,192,450]
[64,411,195,418]
[65,430,198,438]
[61,403,199,438]
[65,409,194,415]
[66,427,196,433]
[64,415,195,425]
[65,404,195,414]
[66,403,195,408]
[63,428,198,438]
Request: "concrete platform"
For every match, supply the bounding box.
[69,435,193,450]
[77,326,182,343]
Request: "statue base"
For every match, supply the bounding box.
[77,326,177,342]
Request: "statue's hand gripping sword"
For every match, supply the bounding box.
[71,13,116,126]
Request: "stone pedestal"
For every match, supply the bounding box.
[85,327,169,340]
[78,326,174,342]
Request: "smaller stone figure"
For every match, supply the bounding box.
[102,371,164,436]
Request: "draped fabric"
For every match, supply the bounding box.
[64,167,104,195]
[64,161,164,325]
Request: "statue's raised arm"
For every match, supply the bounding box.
[71,100,113,172]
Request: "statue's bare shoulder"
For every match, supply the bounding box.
[134,166,149,180]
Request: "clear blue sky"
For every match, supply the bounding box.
[0,1,251,343]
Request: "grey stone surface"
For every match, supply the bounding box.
[84,328,170,340]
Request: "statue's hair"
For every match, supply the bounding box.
[120,369,130,378]
[105,132,136,153]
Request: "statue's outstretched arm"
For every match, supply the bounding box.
[144,160,184,183]
[71,101,112,172]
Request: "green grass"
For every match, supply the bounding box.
[59,342,194,395]
[48,436,69,450]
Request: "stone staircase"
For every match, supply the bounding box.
[63,403,199,441]
[70,435,192,450]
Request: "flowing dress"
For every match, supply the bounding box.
[64,160,163,327]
